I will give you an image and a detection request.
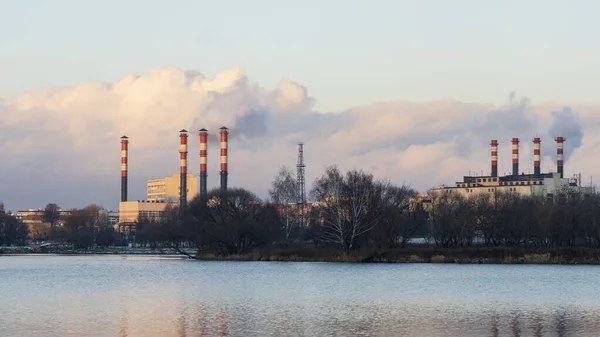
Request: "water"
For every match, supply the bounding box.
[1,255,599,336]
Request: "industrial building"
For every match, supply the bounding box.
[117,128,230,233]
[118,200,170,223]
[147,173,198,202]
[432,137,595,198]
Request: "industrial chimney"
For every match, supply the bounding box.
[179,129,189,207]
[490,140,498,177]
[512,138,519,176]
[199,128,208,197]
[556,136,565,178]
[219,126,229,193]
[533,137,541,176]
[120,136,129,202]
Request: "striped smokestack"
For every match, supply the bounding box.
[556,136,565,178]
[199,128,208,197]
[120,136,129,202]
[533,137,541,176]
[219,126,229,193]
[179,129,188,207]
[490,140,498,177]
[512,138,520,176]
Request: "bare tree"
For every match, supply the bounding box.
[269,166,298,245]
[370,184,420,248]
[181,187,279,255]
[310,166,381,253]
[43,203,60,240]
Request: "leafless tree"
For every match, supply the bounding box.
[182,187,279,255]
[310,166,382,253]
[269,166,298,245]
[369,183,420,248]
[43,203,60,240]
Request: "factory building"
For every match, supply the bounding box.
[117,127,229,233]
[432,137,594,198]
[147,173,198,202]
[118,200,170,223]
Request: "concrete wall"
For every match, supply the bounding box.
[118,201,170,223]
[147,173,198,202]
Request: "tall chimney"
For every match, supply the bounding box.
[120,136,129,202]
[179,129,189,207]
[512,138,519,176]
[219,126,229,193]
[533,137,541,176]
[556,136,565,178]
[199,128,208,197]
[490,140,498,177]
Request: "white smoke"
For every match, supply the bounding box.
[0,66,595,210]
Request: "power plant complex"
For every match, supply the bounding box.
[432,136,594,198]
[115,128,592,232]
[117,127,230,231]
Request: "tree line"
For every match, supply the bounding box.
[145,165,428,255]
[430,189,600,248]
[5,166,600,255]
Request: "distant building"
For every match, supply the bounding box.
[147,173,198,202]
[431,172,594,199]
[118,201,171,223]
[409,194,432,211]
[14,209,72,225]
[107,211,120,226]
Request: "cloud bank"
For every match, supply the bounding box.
[0,66,597,210]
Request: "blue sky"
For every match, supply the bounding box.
[1,0,599,111]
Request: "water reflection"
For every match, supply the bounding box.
[1,256,599,336]
[110,300,600,336]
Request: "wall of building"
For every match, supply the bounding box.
[147,173,198,202]
[118,201,170,224]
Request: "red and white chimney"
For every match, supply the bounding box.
[533,137,541,176]
[512,138,519,176]
[556,136,565,178]
[219,126,229,193]
[490,140,498,177]
[179,129,188,207]
[199,128,208,197]
[120,136,129,202]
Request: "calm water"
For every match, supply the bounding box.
[1,255,599,337]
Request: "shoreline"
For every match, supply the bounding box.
[3,246,600,265]
[195,246,600,265]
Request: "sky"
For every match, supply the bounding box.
[1,1,600,211]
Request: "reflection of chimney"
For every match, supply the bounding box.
[512,138,519,176]
[199,128,208,197]
[120,136,129,202]
[533,137,541,176]
[556,136,565,178]
[179,130,188,207]
[490,140,498,177]
[219,126,229,193]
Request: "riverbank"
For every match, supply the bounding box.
[195,246,600,265]
[4,245,600,264]
[0,246,197,256]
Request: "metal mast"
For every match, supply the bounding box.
[297,143,306,226]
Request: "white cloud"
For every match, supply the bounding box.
[0,67,597,210]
